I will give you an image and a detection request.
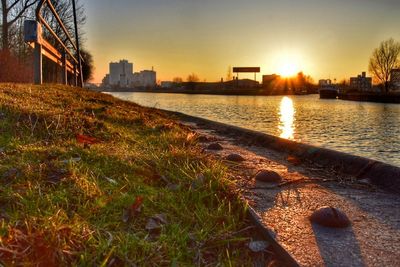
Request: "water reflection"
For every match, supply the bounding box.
[279,96,295,139]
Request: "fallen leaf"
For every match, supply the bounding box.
[145,214,168,232]
[76,134,100,145]
[152,213,168,225]
[145,218,162,231]
[122,196,144,223]
[186,132,197,142]
[47,168,69,185]
[130,196,143,211]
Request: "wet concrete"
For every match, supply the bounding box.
[185,122,400,267]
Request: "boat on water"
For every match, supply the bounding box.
[318,79,338,99]
[319,86,338,99]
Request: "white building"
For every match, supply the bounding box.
[132,70,156,88]
[109,60,133,87]
[102,59,157,88]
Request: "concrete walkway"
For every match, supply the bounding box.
[185,121,400,267]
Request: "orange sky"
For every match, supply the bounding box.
[81,0,400,83]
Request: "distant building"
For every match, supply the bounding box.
[262,74,280,85]
[390,69,400,90]
[109,60,133,87]
[350,72,372,91]
[225,78,259,88]
[140,70,156,87]
[102,59,156,88]
[161,81,174,88]
[318,79,332,86]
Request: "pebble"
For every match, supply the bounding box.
[310,206,351,228]
[207,143,223,150]
[225,153,245,162]
[255,170,282,183]
[248,240,269,252]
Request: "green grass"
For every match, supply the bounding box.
[0,84,252,266]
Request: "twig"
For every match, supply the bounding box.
[29,114,39,136]
[55,114,61,133]
[230,226,255,236]
[251,178,336,190]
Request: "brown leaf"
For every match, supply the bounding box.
[122,196,144,223]
[76,133,100,145]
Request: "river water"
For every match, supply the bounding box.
[111,92,400,167]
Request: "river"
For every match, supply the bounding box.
[111,92,400,167]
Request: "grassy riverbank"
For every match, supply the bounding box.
[0,84,253,266]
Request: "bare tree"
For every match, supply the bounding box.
[41,0,86,50]
[80,48,93,82]
[1,0,38,50]
[368,38,400,93]
[186,73,199,82]
[172,77,183,83]
[226,65,232,81]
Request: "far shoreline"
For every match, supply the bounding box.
[94,86,317,97]
[92,87,400,104]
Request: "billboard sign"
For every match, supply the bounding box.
[233,67,260,73]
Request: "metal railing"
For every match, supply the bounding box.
[26,0,84,87]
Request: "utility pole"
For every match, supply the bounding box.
[72,0,83,87]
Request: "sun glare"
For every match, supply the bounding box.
[278,61,299,77]
[273,51,302,78]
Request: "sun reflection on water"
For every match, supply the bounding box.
[279,96,295,139]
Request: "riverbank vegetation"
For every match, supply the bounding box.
[0,84,254,266]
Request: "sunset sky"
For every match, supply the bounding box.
[81,0,400,83]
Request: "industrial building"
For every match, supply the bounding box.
[350,72,372,91]
[102,59,156,88]
[390,69,400,90]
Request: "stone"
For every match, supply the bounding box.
[248,240,269,252]
[207,143,223,150]
[310,206,351,228]
[225,153,245,162]
[255,170,282,183]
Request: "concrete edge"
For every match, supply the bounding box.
[160,109,400,194]
[247,206,300,267]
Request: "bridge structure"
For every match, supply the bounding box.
[24,0,84,87]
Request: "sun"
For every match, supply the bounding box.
[278,61,299,77]
[272,51,302,77]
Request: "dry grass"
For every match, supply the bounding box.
[0,84,253,266]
